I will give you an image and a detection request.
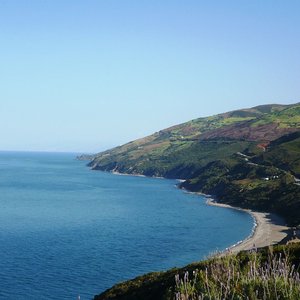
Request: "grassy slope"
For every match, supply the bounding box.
[88,103,300,224]
[254,132,300,176]
[89,103,299,177]
[94,243,300,300]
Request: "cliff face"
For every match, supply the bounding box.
[87,103,300,225]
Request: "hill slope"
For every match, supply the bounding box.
[86,103,300,225]
[88,103,299,177]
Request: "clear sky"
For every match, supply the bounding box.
[0,0,299,153]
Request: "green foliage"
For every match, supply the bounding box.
[254,132,300,176]
[174,249,300,300]
[250,104,300,128]
[181,131,300,226]
[91,139,254,179]
[182,159,300,226]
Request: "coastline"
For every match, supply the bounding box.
[105,171,291,254]
[206,198,290,253]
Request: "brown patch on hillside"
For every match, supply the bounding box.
[199,122,299,142]
[257,143,268,151]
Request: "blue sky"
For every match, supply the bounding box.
[0,0,299,152]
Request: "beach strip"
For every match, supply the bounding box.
[206,199,289,253]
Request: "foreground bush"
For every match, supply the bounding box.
[175,249,300,300]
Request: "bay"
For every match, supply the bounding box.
[0,152,253,299]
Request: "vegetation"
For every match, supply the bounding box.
[88,103,300,179]
[86,102,300,226]
[253,132,300,176]
[175,249,300,300]
[90,103,300,299]
[94,244,300,300]
[181,133,300,226]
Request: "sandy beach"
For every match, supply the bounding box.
[206,198,290,253]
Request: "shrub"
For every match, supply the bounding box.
[174,250,300,300]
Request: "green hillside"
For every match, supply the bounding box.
[86,103,300,225]
[89,103,299,177]
[253,132,300,176]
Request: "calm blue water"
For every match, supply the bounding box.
[0,152,253,299]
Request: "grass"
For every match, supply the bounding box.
[255,134,300,176]
[174,248,300,300]
[219,116,255,125]
[252,105,300,128]
[233,178,265,190]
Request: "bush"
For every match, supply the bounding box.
[174,249,300,300]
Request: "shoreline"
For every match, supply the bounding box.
[205,198,290,253]
[95,169,291,254]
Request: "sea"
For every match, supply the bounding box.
[0,151,253,300]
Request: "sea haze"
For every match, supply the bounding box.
[0,152,253,299]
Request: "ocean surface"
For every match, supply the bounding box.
[0,152,253,300]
